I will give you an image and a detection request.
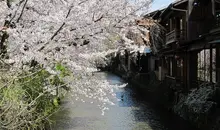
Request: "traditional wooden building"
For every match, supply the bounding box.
[143,0,220,91]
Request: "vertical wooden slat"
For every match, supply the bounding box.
[212,0,216,16]
[183,53,187,89]
[170,19,173,31]
[204,49,206,81]
[210,46,213,82]
[187,52,190,90]
[216,45,220,84]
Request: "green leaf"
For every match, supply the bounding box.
[53,97,60,107]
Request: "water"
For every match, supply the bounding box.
[51,72,196,130]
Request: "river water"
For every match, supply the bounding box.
[51,72,196,130]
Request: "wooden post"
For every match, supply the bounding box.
[212,0,215,16]
[170,19,173,31]
[128,54,130,71]
[210,46,213,82]
[187,51,198,89]
[216,45,220,84]
[183,53,187,89]
[187,52,190,90]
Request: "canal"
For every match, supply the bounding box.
[51,72,196,130]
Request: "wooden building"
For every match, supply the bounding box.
[143,0,220,91]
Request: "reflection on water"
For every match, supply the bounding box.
[51,72,195,130]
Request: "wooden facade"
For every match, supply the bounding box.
[143,0,220,91]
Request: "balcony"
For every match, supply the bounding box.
[215,11,220,28]
[211,13,220,33]
[166,29,186,45]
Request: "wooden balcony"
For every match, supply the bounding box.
[166,29,186,45]
[215,13,220,28]
[210,14,220,33]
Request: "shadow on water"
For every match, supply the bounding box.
[122,86,198,130]
[51,72,197,130]
[105,72,198,130]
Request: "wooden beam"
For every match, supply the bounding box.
[212,0,216,16]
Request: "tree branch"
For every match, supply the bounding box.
[93,14,104,23]
[50,23,65,41]
[38,6,73,51]
[78,0,89,5]
[50,5,72,41]
[17,0,28,23]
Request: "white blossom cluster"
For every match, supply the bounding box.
[0,2,8,27]
[118,23,151,55]
[0,0,151,67]
[68,72,128,115]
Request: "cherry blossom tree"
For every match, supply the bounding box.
[0,1,155,128]
[0,0,151,69]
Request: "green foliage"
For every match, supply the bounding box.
[50,75,63,86]
[52,97,60,107]
[18,69,51,100]
[0,63,70,130]
[55,62,71,78]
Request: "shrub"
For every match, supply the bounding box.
[0,63,70,130]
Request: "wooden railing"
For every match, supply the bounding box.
[211,12,220,30]
[166,30,176,44]
[166,29,186,44]
[215,15,220,28]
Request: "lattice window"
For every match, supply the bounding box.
[197,48,216,83]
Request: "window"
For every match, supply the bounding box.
[197,48,216,83]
